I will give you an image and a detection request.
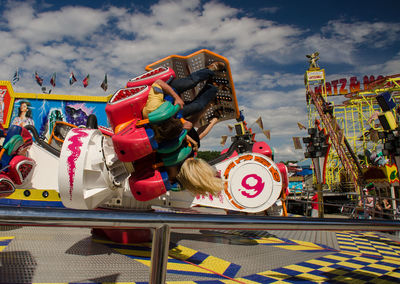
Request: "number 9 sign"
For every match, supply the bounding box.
[224,153,282,211]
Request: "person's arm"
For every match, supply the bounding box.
[155,79,184,109]
[198,117,218,140]
[182,120,193,130]
[186,135,198,152]
[375,202,382,211]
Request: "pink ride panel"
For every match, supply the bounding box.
[0,174,15,197]
[111,120,153,162]
[8,156,35,185]
[252,141,272,159]
[129,170,167,201]
[276,162,289,193]
[126,67,175,88]
[106,86,150,130]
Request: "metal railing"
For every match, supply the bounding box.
[290,190,400,220]
[0,206,399,283]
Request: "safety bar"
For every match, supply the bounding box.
[0,206,399,283]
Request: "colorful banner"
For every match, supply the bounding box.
[0,83,12,126]
[385,164,399,184]
[307,70,325,81]
[312,74,396,96]
[0,80,111,133]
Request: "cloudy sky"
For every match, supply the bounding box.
[1,0,399,162]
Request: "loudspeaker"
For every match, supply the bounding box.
[376,92,396,111]
[378,111,397,131]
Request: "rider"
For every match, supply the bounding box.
[143,62,225,149]
[142,61,225,120]
[141,62,226,196]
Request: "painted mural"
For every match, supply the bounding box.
[10,98,109,139]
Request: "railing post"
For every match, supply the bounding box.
[150,224,170,284]
[316,183,324,218]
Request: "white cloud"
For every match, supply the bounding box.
[322,20,400,48]
[6,4,116,43]
[0,31,25,57]
[304,19,400,65]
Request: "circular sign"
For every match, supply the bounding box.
[229,162,274,208]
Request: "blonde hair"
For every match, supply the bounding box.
[176,158,223,196]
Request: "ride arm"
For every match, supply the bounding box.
[209,139,253,165]
[24,125,60,157]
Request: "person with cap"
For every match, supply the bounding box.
[358,183,380,219]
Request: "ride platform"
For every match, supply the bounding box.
[1,224,399,283]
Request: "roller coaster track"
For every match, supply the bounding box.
[307,89,363,194]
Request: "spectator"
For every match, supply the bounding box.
[382,198,392,219]
[358,184,380,219]
[311,193,319,217]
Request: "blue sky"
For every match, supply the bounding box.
[1,0,399,162]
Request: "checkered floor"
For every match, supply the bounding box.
[235,231,400,283]
[1,229,399,283]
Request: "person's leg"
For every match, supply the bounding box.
[311,209,318,217]
[180,84,217,118]
[169,69,215,94]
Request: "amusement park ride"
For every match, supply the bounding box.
[0,50,289,218]
[304,52,400,211]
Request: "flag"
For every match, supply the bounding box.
[35,71,43,86]
[255,117,264,130]
[220,135,228,146]
[386,164,399,184]
[297,122,307,130]
[12,68,19,85]
[292,137,302,150]
[101,74,108,91]
[83,74,90,88]
[69,72,77,85]
[263,129,271,140]
[50,72,56,87]
[227,124,234,132]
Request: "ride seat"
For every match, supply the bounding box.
[7,155,35,185]
[0,174,15,198]
[105,85,150,131]
[0,125,33,171]
[111,119,157,162]
[126,67,175,88]
[111,101,182,162]
[129,169,169,201]
[106,67,176,131]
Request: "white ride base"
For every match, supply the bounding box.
[57,128,283,213]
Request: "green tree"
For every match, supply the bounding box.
[197,151,221,162]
